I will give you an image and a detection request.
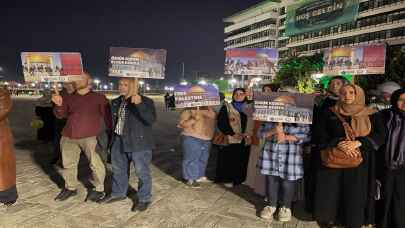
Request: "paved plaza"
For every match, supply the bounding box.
[0,96,319,228]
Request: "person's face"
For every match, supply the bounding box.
[329,79,344,96]
[233,90,246,102]
[63,83,75,94]
[397,93,405,111]
[382,92,391,102]
[74,74,90,90]
[118,79,131,96]
[340,85,356,105]
[263,86,272,94]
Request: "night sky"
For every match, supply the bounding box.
[0,0,263,85]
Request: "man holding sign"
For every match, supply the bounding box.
[52,73,111,202]
[100,78,156,212]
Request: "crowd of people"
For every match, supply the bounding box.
[0,73,404,228]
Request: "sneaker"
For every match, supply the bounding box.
[196,177,211,183]
[131,201,151,212]
[186,180,201,189]
[223,183,233,188]
[98,195,126,204]
[54,188,78,201]
[277,207,292,222]
[260,206,276,220]
[85,190,106,203]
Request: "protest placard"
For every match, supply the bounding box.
[109,47,167,79]
[253,92,315,124]
[174,84,220,109]
[21,52,83,82]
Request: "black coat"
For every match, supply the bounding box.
[111,96,157,152]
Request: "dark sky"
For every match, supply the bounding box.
[0,0,262,84]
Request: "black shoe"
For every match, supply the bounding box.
[98,195,126,204]
[85,190,105,202]
[3,200,16,206]
[186,180,201,189]
[54,188,77,201]
[131,201,150,212]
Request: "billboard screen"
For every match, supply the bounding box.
[224,48,278,76]
[109,47,167,79]
[21,52,83,82]
[323,44,386,75]
[286,0,359,36]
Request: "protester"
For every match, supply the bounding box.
[52,73,112,202]
[245,84,276,196]
[35,89,56,143]
[313,84,382,228]
[164,92,170,111]
[377,88,405,228]
[51,82,75,165]
[178,106,216,188]
[315,76,349,111]
[215,88,251,188]
[100,78,156,212]
[0,88,18,206]
[258,95,311,222]
[369,81,401,111]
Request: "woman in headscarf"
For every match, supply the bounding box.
[215,88,251,187]
[313,84,382,228]
[0,87,18,206]
[35,89,56,142]
[377,88,405,228]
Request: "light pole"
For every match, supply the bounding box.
[94,79,101,90]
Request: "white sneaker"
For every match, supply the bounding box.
[260,206,276,220]
[277,207,292,222]
[223,183,234,188]
[196,177,211,183]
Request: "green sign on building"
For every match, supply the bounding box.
[285,0,359,36]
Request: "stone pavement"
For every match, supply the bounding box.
[0,97,320,228]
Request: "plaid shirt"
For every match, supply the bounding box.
[114,98,128,136]
[257,122,311,181]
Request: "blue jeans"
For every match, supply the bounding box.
[111,137,152,203]
[266,175,297,208]
[182,135,211,181]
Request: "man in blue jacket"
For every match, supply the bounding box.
[100,78,156,212]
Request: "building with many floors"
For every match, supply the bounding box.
[224,0,405,59]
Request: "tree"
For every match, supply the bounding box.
[275,53,324,93]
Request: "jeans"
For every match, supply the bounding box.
[182,135,211,181]
[266,175,297,208]
[111,137,152,203]
[61,136,106,192]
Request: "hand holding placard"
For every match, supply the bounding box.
[130,78,142,104]
[51,83,63,106]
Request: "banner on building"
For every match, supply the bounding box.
[323,44,386,75]
[253,92,315,124]
[109,47,166,79]
[174,84,220,108]
[285,0,359,36]
[21,52,83,82]
[224,48,278,76]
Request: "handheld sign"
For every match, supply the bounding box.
[21,52,83,82]
[174,84,220,109]
[109,47,167,79]
[253,92,315,124]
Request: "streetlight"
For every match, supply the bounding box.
[109,82,114,90]
[103,85,108,90]
[198,79,207,85]
[94,79,101,90]
[180,80,188,86]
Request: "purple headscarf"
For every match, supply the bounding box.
[385,88,405,170]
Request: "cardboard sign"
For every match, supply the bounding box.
[174,84,220,108]
[21,52,83,82]
[109,47,167,79]
[253,92,315,124]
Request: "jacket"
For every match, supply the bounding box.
[178,108,216,141]
[0,88,16,191]
[111,95,156,152]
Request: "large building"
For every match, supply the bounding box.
[224,0,405,59]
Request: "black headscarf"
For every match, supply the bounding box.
[385,88,405,170]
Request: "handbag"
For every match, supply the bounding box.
[320,107,363,169]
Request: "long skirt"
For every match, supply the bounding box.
[378,167,405,228]
[215,143,250,185]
